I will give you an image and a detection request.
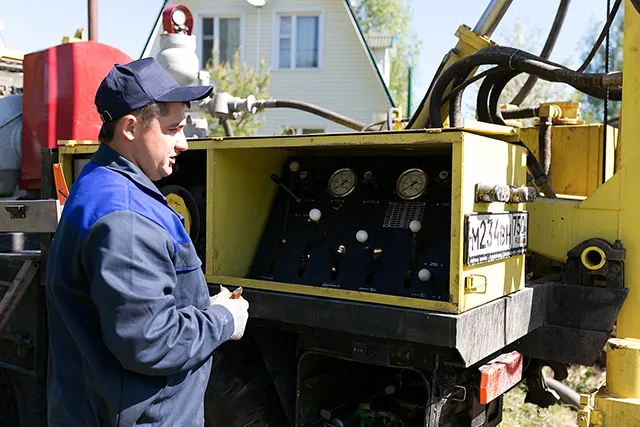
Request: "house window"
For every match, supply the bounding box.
[277,13,320,69]
[201,16,241,67]
[283,127,325,135]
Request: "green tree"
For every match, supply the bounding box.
[204,49,271,137]
[348,0,421,116]
[577,12,623,123]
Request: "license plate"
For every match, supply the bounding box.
[464,211,528,266]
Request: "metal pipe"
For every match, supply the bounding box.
[539,116,553,175]
[220,119,234,137]
[544,377,580,408]
[255,99,366,131]
[473,0,514,37]
[88,0,98,41]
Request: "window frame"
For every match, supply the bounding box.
[281,126,326,135]
[196,10,245,69]
[272,8,324,71]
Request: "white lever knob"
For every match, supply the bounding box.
[418,268,431,282]
[309,208,322,222]
[409,220,422,233]
[289,161,300,172]
[356,230,369,244]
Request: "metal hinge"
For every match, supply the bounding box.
[577,394,604,427]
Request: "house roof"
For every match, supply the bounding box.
[342,0,395,107]
[140,0,395,107]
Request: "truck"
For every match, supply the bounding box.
[0,1,635,425]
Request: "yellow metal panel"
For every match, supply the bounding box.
[605,0,640,338]
[58,145,99,155]
[208,148,287,277]
[606,338,640,399]
[449,142,463,308]
[191,129,461,150]
[206,149,216,276]
[528,165,625,262]
[57,153,74,191]
[206,275,459,313]
[455,133,527,312]
[593,388,640,426]
[57,140,99,147]
[520,124,617,197]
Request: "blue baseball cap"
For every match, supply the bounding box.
[95,57,213,122]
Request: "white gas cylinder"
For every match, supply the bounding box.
[0,94,23,196]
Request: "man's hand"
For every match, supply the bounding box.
[210,286,249,340]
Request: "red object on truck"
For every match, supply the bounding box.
[20,41,132,190]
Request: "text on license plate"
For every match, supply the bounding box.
[464,211,528,266]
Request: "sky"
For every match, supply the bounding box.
[0,0,613,105]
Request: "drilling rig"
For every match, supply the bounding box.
[0,1,636,426]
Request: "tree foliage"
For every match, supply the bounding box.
[204,49,271,137]
[349,0,421,116]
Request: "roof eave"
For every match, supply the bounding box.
[342,0,396,107]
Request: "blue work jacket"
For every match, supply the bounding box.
[45,143,234,426]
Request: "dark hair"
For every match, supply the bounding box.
[98,102,172,144]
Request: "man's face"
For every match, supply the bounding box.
[134,103,188,181]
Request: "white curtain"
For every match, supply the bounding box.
[220,18,240,65]
[296,16,318,68]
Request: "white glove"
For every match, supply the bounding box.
[210,286,249,340]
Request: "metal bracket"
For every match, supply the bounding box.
[465,274,487,293]
[4,204,25,219]
[439,384,467,402]
[577,394,605,427]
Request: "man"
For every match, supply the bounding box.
[45,57,249,426]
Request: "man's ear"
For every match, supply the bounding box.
[119,114,138,141]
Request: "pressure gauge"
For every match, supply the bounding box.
[328,168,357,198]
[396,168,428,200]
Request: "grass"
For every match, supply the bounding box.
[498,364,606,426]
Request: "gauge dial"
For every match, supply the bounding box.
[396,168,428,200]
[328,168,357,198]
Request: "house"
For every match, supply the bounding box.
[142,0,395,135]
[0,32,23,97]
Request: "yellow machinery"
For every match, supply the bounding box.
[1,0,639,426]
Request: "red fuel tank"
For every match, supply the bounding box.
[21,41,132,190]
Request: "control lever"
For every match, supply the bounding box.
[271,173,301,203]
[310,209,342,278]
[356,230,382,285]
[268,165,301,273]
[405,220,423,287]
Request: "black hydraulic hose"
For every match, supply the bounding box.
[577,0,622,72]
[511,0,571,105]
[489,71,521,125]
[256,99,366,131]
[440,67,502,106]
[539,116,553,175]
[429,46,622,129]
[501,106,540,119]
[476,72,502,123]
[449,76,466,127]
